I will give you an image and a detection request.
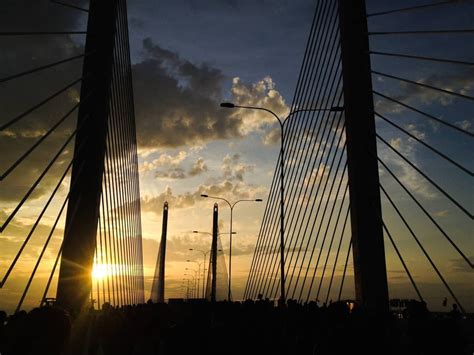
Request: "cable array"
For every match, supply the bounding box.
[368,0,473,313]
[0,0,144,313]
[92,0,144,309]
[245,0,352,304]
[246,0,473,314]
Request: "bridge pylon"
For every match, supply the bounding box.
[150,202,168,303]
[56,0,119,315]
[338,0,389,314]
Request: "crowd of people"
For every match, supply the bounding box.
[0,298,471,355]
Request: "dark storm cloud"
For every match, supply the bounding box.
[132,38,242,148]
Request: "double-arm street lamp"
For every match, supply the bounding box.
[185,260,204,297]
[190,231,228,298]
[182,278,190,299]
[185,264,200,298]
[220,102,343,303]
[184,273,196,298]
[189,248,209,299]
[200,195,262,301]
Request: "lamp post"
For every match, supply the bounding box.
[187,260,202,298]
[220,102,343,303]
[189,248,209,298]
[184,274,196,298]
[185,267,199,299]
[179,283,186,299]
[191,231,236,298]
[182,278,190,299]
[200,195,262,301]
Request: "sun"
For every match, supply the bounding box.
[92,264,109,280]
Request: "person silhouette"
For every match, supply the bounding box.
[449,303,462,320]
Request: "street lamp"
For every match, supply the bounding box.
[189,248,209,298]
[187,260,202,298]
[182,278,190,299]
[220,102,343,303]
[190,231,233,298]
[185,267,199,298]
[200,195,262,301]
[184,274,196,298]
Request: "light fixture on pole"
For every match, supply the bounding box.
[220,102,343,303]
[184,273,196,298]
[190,231,236,298]
[187,260,202,299]
[200,195,263,301]
[185,267,200,299]
[189,248,210,298]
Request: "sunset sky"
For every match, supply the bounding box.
[0,0,472,314]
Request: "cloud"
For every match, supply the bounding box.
[0,209,63,274]
[228,243,256,257]
[433,210,449,218]
[230,76,290,136]
[141,179,265,213]
[155,168,187,180]
[221,154,254,181]
[375,67,474,114]
[140,151,187,173]
[0,1,86,203]
[132,38,290,149]
[142,186,196,210]
[256,244,308,255]
[141,153,209,180]
[406,123,426,141]
[381,135,437,200]
[303,164,329,188]
[449,257,474,273]
[188,157,208,177]
[455,120,472,132]
[132,38,242,148]
[262,127,281,145]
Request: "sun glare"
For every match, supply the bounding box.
[92,264,109,280]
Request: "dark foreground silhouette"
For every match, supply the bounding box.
[0,300,472,355]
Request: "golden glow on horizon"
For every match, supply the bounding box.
[92,264,110,280]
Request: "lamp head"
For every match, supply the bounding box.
[220,102,235,108]
[255,198,263,202]
[200,194,208,198]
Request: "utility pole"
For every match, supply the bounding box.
[338,0,389,314]
[211,203,218,302]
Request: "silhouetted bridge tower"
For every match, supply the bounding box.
[0,0,144,315]
[245,0,473,315]
[0,0,472,320]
